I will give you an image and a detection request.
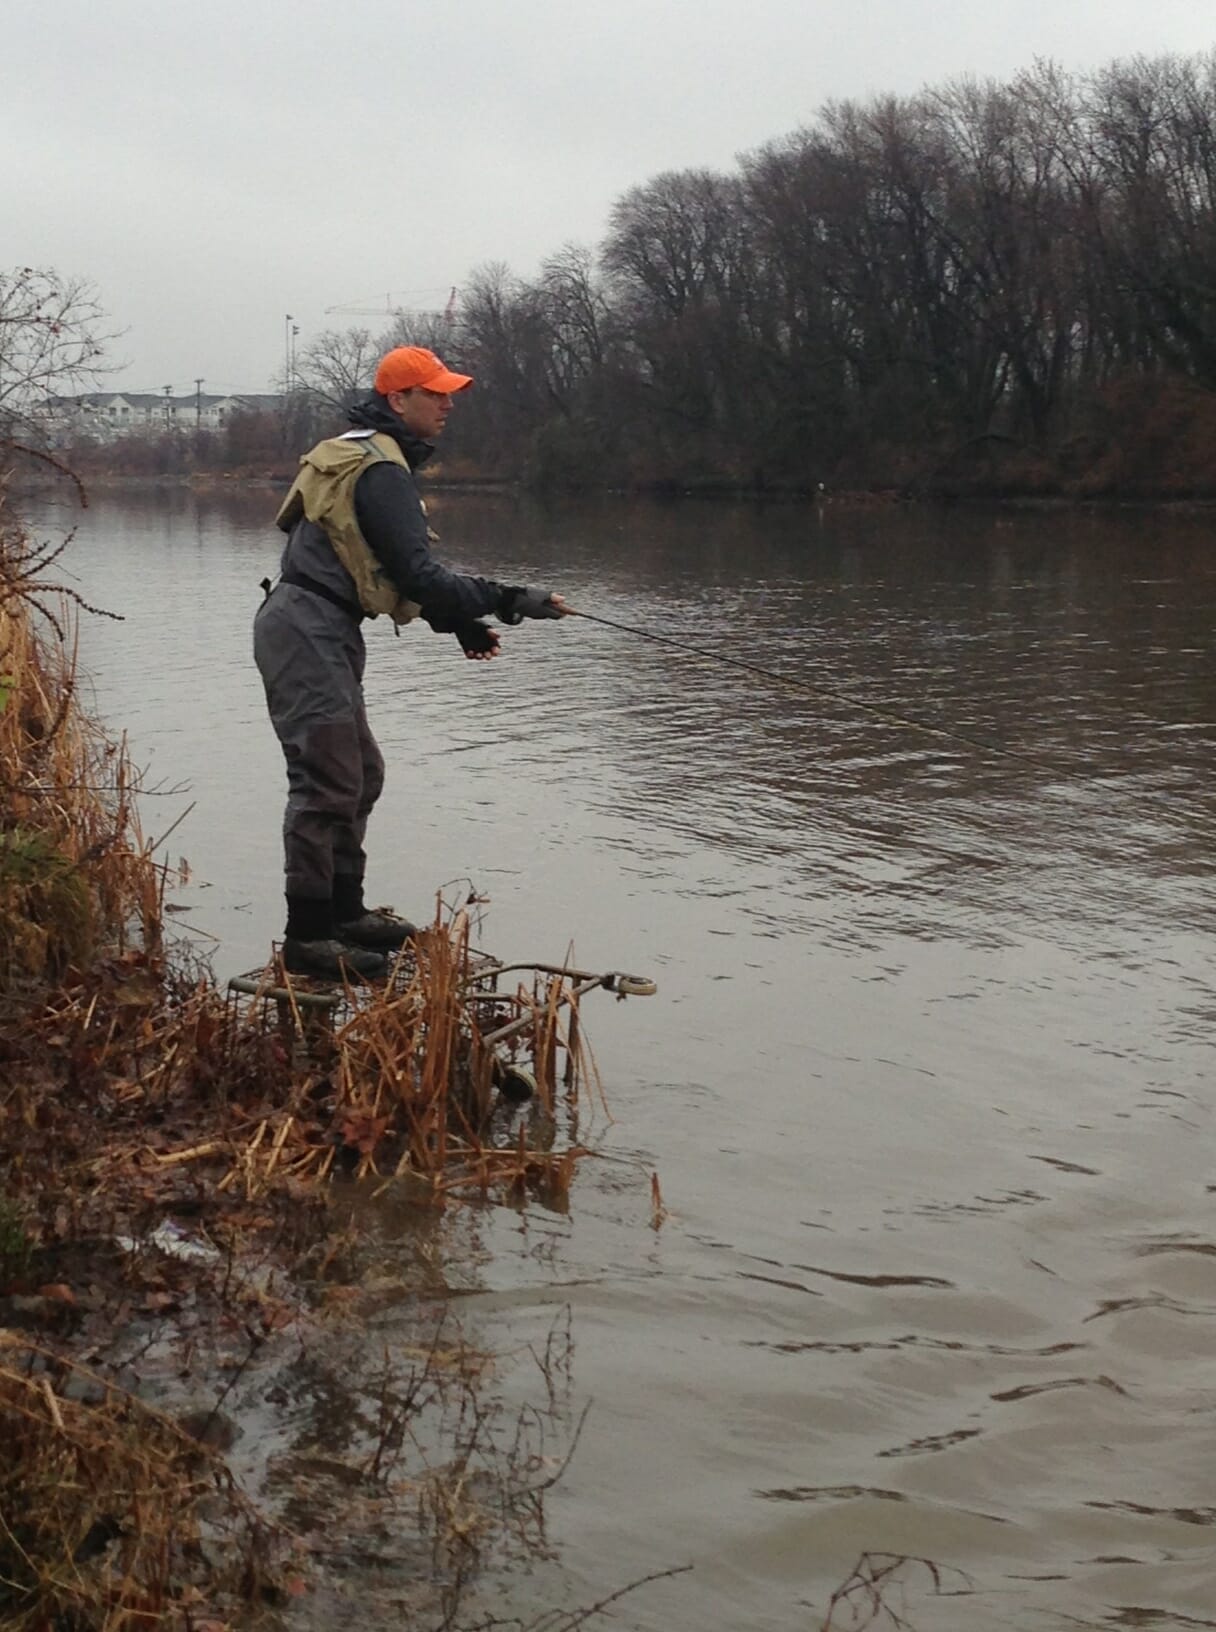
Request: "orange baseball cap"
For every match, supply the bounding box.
[374,346,473,395]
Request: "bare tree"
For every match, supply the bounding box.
[0,267,115,443]
[1083,52,1216,386]
[602,169,757,472]
[539,244,611,397]
[292,325,380,410]
[454,262,555,468]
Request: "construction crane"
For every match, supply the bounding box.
[324,294,401,316]
[324,286,458,319]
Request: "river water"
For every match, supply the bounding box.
[32,484,1216,1629]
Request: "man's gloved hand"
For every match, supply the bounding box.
[454,620,501,659]
[497,586,565,625]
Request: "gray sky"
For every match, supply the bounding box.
[7,0,1215,394]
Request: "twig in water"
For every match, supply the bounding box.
[521,1397,592,1496]
[190,1322,265,1450]
[821,1552,972,1631]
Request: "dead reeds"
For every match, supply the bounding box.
[0,1334,274,1631]
[0,479,160,992]
[217,906,599,1207]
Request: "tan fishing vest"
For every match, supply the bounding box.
[274,429,434,626]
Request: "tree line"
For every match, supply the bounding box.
[12,50,1216,498]
[413,51,1216,496]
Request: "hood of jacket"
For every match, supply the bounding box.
[347,394,436,469]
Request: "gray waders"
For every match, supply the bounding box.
[253,583,384,940]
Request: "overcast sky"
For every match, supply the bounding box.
[7,0,1215,395]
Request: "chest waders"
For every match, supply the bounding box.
[254,432,421,952]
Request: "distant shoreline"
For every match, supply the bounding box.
[13,469,1216,512]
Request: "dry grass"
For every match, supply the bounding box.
[0,486,159,992]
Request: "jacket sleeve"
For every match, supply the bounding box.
[353,460,503,622]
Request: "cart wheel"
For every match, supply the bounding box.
[610,973,658,998]
[494,1060,536,1103]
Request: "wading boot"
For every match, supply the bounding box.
[335,909,417,952]
[282,937,388,983]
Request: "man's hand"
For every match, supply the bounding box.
[454,620,501,659]
[497,587,571,624]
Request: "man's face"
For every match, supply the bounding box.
[389,386,453,441]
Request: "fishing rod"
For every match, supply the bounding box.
[566,605,1033,766]
[564,605,1201,826]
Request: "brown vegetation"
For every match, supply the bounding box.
[0,1339,272,1632]
[64,405,317,483]
[0,475,611,1628]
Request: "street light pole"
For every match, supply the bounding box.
[284,314,294,393]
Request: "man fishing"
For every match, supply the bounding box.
[254,344,569,981]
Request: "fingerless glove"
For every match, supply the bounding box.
[497,586,561,624]
[454,620,499,657]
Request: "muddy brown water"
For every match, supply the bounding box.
[30,485,1216,1629]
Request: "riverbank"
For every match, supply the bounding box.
[0,478,617,1628]
[18,463,1216,509]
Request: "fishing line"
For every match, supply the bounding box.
[569,607,1034,763]
[566,605,1203,830]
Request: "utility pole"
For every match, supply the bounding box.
[195,377,204,429]
[284,314,294,394]
[163,385,173,428]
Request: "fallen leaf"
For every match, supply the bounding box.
[339,1114,390,1156]
[36,1283,76,1304]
